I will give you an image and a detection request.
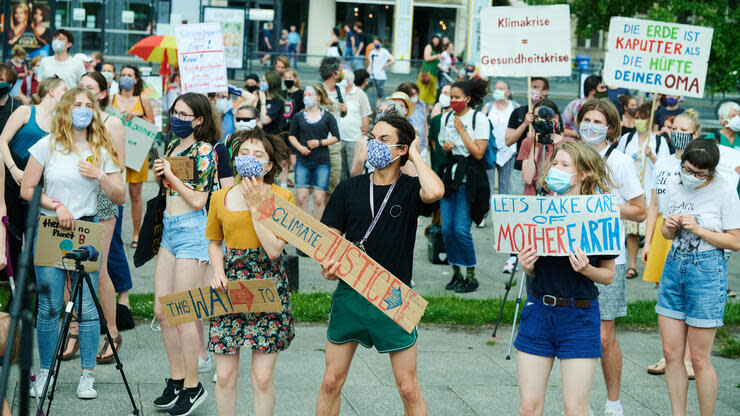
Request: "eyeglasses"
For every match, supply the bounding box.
[170,110,194,119]
[681,164,709,180]
[235,117,255,122]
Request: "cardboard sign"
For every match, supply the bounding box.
[491,195,622,256]
[34,217,104,273]
[105,107,158,170]
[159,279,282,326]
[165,156,197,181]
[176,23,228,94]
[603,17,714,98]
[718,145,740,190]
[254,189,427,333]
[479,5,572,77]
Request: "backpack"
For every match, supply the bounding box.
[621,130,664,155]
[445,110,498,169]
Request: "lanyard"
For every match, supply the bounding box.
[356,173,398,252]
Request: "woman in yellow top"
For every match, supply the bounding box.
[206,127,295,416]
[110,64,154,248]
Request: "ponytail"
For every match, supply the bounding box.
[451,78,488,108]
[33,76,65,104]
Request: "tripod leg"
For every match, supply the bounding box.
[506,270,528,360]
[82,272,140,415]
[491,258,519,338]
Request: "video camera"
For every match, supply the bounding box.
[63,245,99,262]
[532,106,556,145]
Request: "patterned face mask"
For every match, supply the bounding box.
[367,139,403,169]
[235,155,269,178]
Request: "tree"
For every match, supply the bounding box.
[526,0,740,95]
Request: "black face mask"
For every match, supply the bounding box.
[245,85,258,93]
[284,80,295,89]
[0,82,10,99]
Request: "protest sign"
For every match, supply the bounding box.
[158,279,282,326]
[254,189,427,333]
[479,5,571,78]
[491,195,622,256]
[105,107,158,170]
[203,7,245,69]
[603,17,714,98]
[165,156,197,181]
[718,145,740,190]
[34,217,104,273]
[175,23,228,94]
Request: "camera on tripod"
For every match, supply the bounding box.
[63,245,99,262]
[532,105,557,145]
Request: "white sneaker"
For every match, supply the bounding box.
[76,372,97,399]
[29,369,51,398]
[198,354,213,373]
[212,371,217,383]
[502,256,517,274]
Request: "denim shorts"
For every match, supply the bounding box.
[656,248,727,328]
[514,293,601,359]
[295,159,330,191]
[160,209,209,262]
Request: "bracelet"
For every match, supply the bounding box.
[7,163,16,170]
[319,139,323,147]
[52,200,63,210]
[97,171,105,181]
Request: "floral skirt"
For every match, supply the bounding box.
[208,248,294,354]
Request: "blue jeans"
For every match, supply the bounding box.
[288,43,298,68]
[35,264,100,370]
[295,159,330,191]
[108,205,132,292]
[494,156,516,195]
[371,78,385,104]
[161,209,209,262]
[440,184,476,267]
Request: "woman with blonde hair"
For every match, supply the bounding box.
[21,87,125,400]
[515,141,616,416]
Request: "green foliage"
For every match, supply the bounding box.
[525,0,740,95]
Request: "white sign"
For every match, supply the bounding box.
[122,11,135,24]
[72,8,86,22]
[718,145,740,190]
[175,23,228,94]
[203,8,245,69]
[392,0,413,74]
[479,5,572,78]
[603,17,714,98]
[465,0,489,68]
[105,107,158,170]
[247,9,274,21]
[491,195,623,256]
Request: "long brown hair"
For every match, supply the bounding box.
[538,141,614,195]
[576,98,622,144]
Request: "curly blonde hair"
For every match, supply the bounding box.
[50,87,122,168]
[538,141,614,195]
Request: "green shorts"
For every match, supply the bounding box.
[327,282,418,353]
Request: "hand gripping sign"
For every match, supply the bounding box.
[254,188,428,333]
[491,195,623,256]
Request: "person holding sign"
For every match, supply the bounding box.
[657,138,740,416]
[206,128,295,416]
[151,93,217,415]
[437,78,490,293]
[111,65,154,250]
[514,141,616,416]
[576,98,646,416]
[21,87,125,399]
[316,115,443,416]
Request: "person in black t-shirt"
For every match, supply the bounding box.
[316,115,443,416]
[258,71,285,136]
[280,68,304,187]
[514,141,616,416]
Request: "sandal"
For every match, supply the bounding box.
[130,240,138,249]
[96,334,122,364]
[626,267,639,279]
[647,357,666,375]
[61,333,79,361]
[685,361,695,380]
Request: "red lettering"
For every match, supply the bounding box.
[393,287,413,321]
[674,42,682,54]
[375,274,398,309]
[497,224,515,252]
[351,254,376,288]
[512,224,525,252]
[556,226,567,254]
[336,243,358,278]
[365,268,385,302]
[312,230,341,263]
[544,227,555,254]
[78,235,86,244]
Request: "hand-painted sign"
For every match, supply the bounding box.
[165,156,196,181]
[479,5,572,77]
[254,189,427,333]
[491,195,622,256]
[175,23,228,94]
[34,217,104,272]
[159,279,282,326]
[603,17,714,98]
[105,107,158,170]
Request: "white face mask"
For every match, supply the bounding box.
[410,96,418,104]
[101,71,114,84]
[52,39,66,53]
[728,115,740,132]
[492,89,506,101]
[680,170,706,190]
[438,94,450,108]
[235,119,257,131]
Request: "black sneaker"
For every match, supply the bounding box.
[153,378,183,409]
[445,274,463,290]
[455,279,479,293]
[168,383,208,416]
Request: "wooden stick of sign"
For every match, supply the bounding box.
[527,76,533,134]
[254,188,428,333]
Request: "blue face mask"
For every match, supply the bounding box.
[367,139,403,169]
[71,107,93,130]
[235,155,269,178]
[169,116,195,138]
[259,81,269,92]
[545,167,574,194]
[665,96,678,106]
[119,76,135,91]
[578,121,608,146]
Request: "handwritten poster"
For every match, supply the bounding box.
[34,217,104,273]
[491,195,622,256]
[254,189,427,333]
[479,5,571,77]
[175,23,228,94]
[718,145,740,190]
[203,7,245,69]
[159,279,282,326]
[603,17,714,98]
[105,107,158,170]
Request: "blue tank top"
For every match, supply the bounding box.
[10,106,48,168]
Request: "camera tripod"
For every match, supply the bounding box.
[36,253,139,415]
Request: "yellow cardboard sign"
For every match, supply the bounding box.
[34,217,104,273]
[254,189,427,333]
